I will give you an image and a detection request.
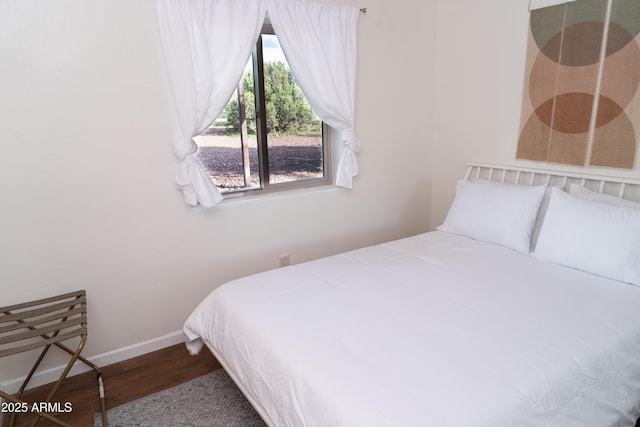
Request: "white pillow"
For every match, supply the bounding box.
[437,180,545,253]
[569,183,640,209]
[535,188,640,286]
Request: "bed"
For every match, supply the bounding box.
[184,163,640,427]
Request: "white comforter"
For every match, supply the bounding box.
[184,231,640,427]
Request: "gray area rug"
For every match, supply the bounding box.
[94,369,267,426]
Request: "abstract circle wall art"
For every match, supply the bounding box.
[517,0,640,169]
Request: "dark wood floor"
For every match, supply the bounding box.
[3,343,220,427]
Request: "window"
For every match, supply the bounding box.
[194,25,330,195]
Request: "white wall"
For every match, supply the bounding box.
[431,0,531,228]
[0,0,437,384]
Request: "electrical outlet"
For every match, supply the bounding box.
[279,254,290,267]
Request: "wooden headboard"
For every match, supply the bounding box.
[465,162,640,204]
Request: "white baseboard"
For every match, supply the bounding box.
[0,330,184,395]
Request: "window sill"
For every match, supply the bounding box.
[198,183,341,209]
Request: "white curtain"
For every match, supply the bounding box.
[155,0,267,207]
[266,1,360,188]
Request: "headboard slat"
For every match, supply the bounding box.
[464,162,640,203]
